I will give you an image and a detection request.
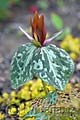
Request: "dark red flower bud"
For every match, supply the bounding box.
[30,12,46,45]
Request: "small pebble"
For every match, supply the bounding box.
[76,63,80,70]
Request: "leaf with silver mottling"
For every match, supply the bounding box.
[10,43,36,89]
[31,44,74,90]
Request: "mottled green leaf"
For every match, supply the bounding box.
[31,44,74,90]
[11,43,74,90]
[22,107,37,119]
[22,106,48,120]
[36,113,48,120]
[43,91,57,105]
[10,43,36,89]
[51,13,63,30]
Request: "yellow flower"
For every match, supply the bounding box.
[18,110,25,117]
[18,90,31,100]
[18,108,30,117]
[25,80,33,87]
[2,92,9,100]
[0,112,5,120]
[64,83,72,94]
[10,98,20,105]
[30,79,43,91]
[39,91,46,97]
[70,52,77,61]
[8,107,17,115]
[60,35,80,61]
[19,103,25,110]
[25,117,35,120]
[46,85,55,92]
[10,91,16,98]
[0,97,4,103]
[25,102,31,108]
[64,35,73,40]
[24,107,31,113]
[32,89,39,98]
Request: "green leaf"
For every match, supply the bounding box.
[43,91,57,105]
[10,43,36,89]
[11,43,74,90]
[31,44,74,90]
[0,0,9,9]
[0,9,10,20]
[51,13,63,30]
[22,107,37,119]
[55,27,71,41]
[37,0,48,10]
[35,113,48,120]
[22,106,48,120]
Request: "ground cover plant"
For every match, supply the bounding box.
[0,80,80,119]
[9,12,75,120]
[60,35,80,61]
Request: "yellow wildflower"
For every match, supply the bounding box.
[60,35,80,61]
[70,52,77,61]
[10,91,16,97]
[8,107,17,115]
[19,103,25,110]
[18,110,25,117]
[64,83,72,94]
[0,97,4,103]
[2,92,9,100]
[25,117,35,120]
[32,89,39,98]
[0,112,5,120]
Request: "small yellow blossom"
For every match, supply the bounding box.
[10,91,16,97]
[25,117,35,120]
[0,112,5,120]
[8,107,17,115]
[18,110,25,117]
[18,109,27,117]
[32,89,39,98]
[46,85,55,92]
[18,90,31,100]
[25,102,31,107]
[64,83,72,94]
[2,92,9,100]
[39,91,46,97]
[0,97,4,103]
[19,103,25,110]
[70,52,77,61]
[60,35,80,61]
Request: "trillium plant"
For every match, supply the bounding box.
[10,12,74,119]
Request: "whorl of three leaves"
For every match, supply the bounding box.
[10,43,74,90]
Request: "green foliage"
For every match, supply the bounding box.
[0,0,9,20]
[11,43,74,90]
[50,13,71,40]
[0,9,11,20]
[22,106,48,120]
[55,27,71,41]
[0,0,9,9]
[51,13,63,30]
[0,0,21,21]
[57,0,65,9]
[43,91,57,105]
[37,0,48,10]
